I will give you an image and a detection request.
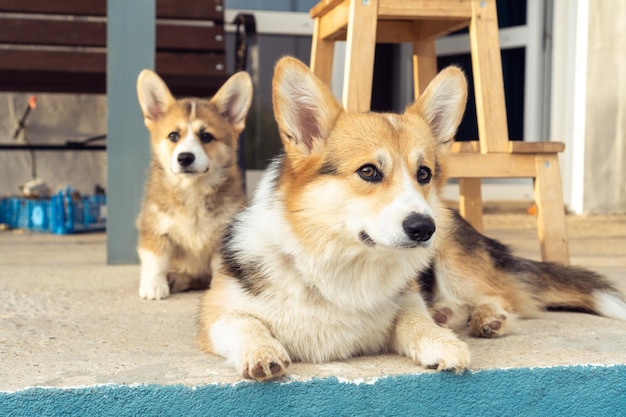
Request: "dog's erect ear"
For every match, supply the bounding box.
[136,69,176,127]
[272,56,342,155]
[211,71,253,133]
[406,66,467,147]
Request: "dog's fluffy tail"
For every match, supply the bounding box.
[520,259,626,320]
[448,210,626,321]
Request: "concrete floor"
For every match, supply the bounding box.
[1,213,626,392]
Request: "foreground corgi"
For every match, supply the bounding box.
[136,70,252,300]
[198,57,626,381]
[198,57,472,380]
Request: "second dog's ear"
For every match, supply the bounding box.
[406,66,467,148]
[211,71,253,134]
[272,56,342,156]
[136,69,176,127]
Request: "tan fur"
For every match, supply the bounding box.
[136,69,252,300]
[198,57,471,381]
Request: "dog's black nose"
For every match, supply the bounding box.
[402,213,435,242]
[177,152,195,167]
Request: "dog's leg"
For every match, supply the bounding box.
[391,291,471,372]
[138,246,171,300]
[167,272,211,293]
[210,314,291,382]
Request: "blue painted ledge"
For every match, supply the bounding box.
[2,365,625,417]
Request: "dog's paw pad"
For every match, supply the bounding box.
[241,343,291,382]
[432,306,453,326]
[471,312,507,338]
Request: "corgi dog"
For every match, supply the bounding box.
[198,57,472,380]
[136,69,252,300]
[198,57,626,381]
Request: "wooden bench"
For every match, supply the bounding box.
[0,0,229,96]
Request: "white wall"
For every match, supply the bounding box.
[551,0,626,214]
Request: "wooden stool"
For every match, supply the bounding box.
[309,0,569,264]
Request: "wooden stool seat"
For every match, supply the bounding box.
[309,0,570,264]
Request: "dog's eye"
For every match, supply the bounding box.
[199,131,214,144]
[168,132,180,143]
[357,164,383,182]
[417,166,432,184]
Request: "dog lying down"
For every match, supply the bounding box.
[197,57,626,381]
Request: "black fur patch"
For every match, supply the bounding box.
[417,262,435,305]
[220,219,267,297]
[450,210,517,270]
[359,231,375,247]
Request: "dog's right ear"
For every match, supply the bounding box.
[272,56,342,158]
[136,69,176,128]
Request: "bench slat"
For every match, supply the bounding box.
[0,0,224,21]
[0,18,225,51]
[0,49,225,75]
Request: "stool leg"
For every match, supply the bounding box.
[459,178,484,233]
[469,0,508,153]
[412,35,485,231]
[534,154,570,264]
[412,38,437,99]
[343,0,379,112]
[310,16,335,86]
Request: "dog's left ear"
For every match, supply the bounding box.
[137,69,176,128]
[272,56,342,156]
[211,71,253,134]
[406,66,467,147]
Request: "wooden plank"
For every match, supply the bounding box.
[343,0,379,112]
[156,25,225,51]
[509,141,566,154]
[0,18,106,47]
[447,153,537,178]
[0,18,224,51]
[310,16,336,86]
[317,0,350,41]
[376,21,416,43]
[458,178,484,232]
[0,0,223,20]
[414,19,470,41]
[311,0,345,18]
[469,0,509,153]
[0,0,107,16]
[156,0,224,21]
[156,52,226,76]
[0,49,224,76]
[533,154,570,264]
[0,49,106,73]
[451,140,567,154]
[379,0,472,19]
[0,70,105,93]
[412,38,437,99]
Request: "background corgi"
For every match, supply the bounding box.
[136,69,252,300]
[198,57,472,381]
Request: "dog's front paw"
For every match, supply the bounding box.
[409,327,471,373]
[239,340,291,382]
[469,304,507,338]
[139,275,170,300]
